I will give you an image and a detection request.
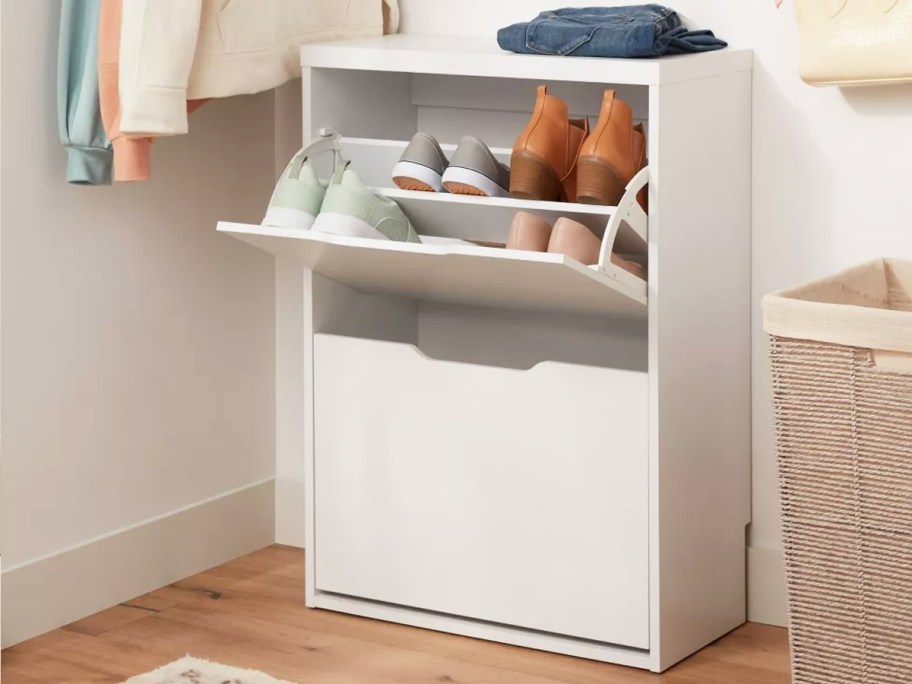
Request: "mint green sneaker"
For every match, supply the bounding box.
[313,164,422,243]
[262,132,342,230]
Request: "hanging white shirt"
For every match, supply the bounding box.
[118,0,398,136]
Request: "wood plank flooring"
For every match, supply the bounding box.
[1,545,792,683]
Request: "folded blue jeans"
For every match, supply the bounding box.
[497,5,727,58]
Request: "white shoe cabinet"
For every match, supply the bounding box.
[221,34,752,673]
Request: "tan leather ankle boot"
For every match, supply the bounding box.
[577,90,644,206]
[511,86,589,202]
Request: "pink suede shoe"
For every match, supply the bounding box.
[548,217,601,265]
[507,211,552,252]
[611,253,647,280]
[508,212,647,281]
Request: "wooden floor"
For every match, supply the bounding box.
[2,546,792,684]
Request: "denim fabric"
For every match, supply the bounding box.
[497,5,727,58]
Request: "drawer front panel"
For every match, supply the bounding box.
[314,334,649,648]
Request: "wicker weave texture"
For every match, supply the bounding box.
[770,336,912,684]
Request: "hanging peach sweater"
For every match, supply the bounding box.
[98,0,206,182]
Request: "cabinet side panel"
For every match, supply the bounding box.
[649,72,753,671]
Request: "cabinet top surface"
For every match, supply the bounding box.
[300,34,752,86]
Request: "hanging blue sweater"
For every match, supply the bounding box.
[58,0,112,185]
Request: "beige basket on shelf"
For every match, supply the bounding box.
[763,258,912,684]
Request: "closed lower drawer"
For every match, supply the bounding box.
[313,334,649,648]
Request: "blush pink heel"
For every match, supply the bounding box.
[507,211,553,252]
[510,213,648,281]
[547,217,601,265]
[611,254,647,280]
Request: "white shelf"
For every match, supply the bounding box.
[218,222,646,318]
[323,136,622,242]
[381,187,613,217]
[377,187,618,242]
[301,34,752,86]
[313,136,646,246]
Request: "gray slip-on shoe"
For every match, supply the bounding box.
[442,136,511,198]
[392,133,449,192]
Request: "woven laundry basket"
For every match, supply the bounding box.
[763,258,912,684]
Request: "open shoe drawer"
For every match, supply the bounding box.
[313,333,650,649]
[218,145,648,320]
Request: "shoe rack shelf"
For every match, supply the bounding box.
[381,185,615,238]
[221,135,648,315]
[339,135,626,239]
[220,34,752,674]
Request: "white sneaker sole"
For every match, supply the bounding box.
[392,160,444,192]
[262,207,317,230]
[312,212,389,241]
[442,166,509,198]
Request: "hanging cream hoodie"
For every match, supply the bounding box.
[119,0,398,137]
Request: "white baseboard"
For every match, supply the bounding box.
[1,479,784,649]
[747,545,788,627]
[275,478,306,548]
[0,478,276,648]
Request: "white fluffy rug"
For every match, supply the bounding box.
[121,656,298,684]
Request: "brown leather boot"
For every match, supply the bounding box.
[511,86,589,202]
[576,90,644,206]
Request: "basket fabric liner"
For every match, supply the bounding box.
[762,257,912,684]
[763,258,912,354]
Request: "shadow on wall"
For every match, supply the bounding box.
[841,81,912,116]
[749,58,834,556]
